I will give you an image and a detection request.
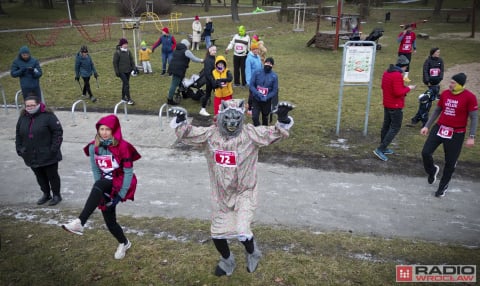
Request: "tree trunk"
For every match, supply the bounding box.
[279,0,288,22]
[231,0,240,22]
[0,1,6,15]
[433,0,443,15]
[253,0,257,8]
[68,0,77,20]
[204,0,210,12]
[39,0,54,8]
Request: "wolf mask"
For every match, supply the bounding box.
[217,99,245,138]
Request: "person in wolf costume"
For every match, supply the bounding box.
[169,99,294,276]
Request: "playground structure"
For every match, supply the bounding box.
[140,12,164,32]
[26,16,115,47]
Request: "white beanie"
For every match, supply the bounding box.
[181,39,190,48]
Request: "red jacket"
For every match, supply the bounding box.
[381,65,411,109]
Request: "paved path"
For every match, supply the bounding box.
[1,109,479,247]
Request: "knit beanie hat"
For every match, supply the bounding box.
[396,55,409,67]
[265,57,274,65]
[452,73,467,86]
[118,38,128,46]
[162,27,169,34]
[430,47,439,56]
[195,15,199,21]
[181,39,190,48]
[141,41,147,47]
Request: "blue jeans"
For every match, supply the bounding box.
[378,108,403,151]
[205,35,212,49]
[162,51,173,72]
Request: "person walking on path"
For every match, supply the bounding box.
[373,55,416,161]
[420,73,478,198]
[199,45,217,116]
[211,55,233,116]
[225,25,250,87]
[15,96,63,206]
[10,45,43,100]
[204,17,214,49]
[249,57,278,126]
[138,41,153,74]
[191,15,202,51]
[397,24,417,82]
[75,45,98,103]
[245,42,263,116]
[166,39,204,105]
[113,38,137,105]
[410,47,444,127]
[152,27,176,75]
[169,99,295,277]
[62,114,141,260]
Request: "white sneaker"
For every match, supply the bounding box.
[114,240,131,260]
[199,108,210,116]
[62,218,84,235]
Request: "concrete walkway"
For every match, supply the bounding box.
[1,109,479,247]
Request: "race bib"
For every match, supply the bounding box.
[402,44,411,51]
[235,44,246,53]
[429,68,440,77]
[437,125,454,139]
[95,154,119,175]
[256,86,269,97]
[214,150,237,167]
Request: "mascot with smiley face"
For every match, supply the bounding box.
[170,99,294,277]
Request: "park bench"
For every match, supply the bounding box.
[446,9,471,23]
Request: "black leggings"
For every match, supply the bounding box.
[213,237,255,259]
[79,178,127,244]
[82,76,93,97]
[31,162,61,196]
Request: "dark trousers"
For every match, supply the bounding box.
[411,86,440,126]
[378,108,403,151]
[201,82,213,108]
[421,124,465,190]
[168,75,182,100]
[213,237,255,259]
[82,76,93,97]
[119,72,131,101]
[31,162,61,196]
[22,86,42,100]
[233,55,247,86]
[252,98,272,126]
[79,178,127,244]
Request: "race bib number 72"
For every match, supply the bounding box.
[214,150,237,167]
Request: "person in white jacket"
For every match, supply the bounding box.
[191,15,202,51]
[225,25,250,87]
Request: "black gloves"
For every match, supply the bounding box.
[75,76,79,81]
[94,72,98,78]
[274,101,295,124]
[169,107,188,124]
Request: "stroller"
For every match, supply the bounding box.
[364,28,384,50]
[174,68,207,103]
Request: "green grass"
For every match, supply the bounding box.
[1,214,479,285]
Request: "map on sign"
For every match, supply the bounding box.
[343,45,374,83]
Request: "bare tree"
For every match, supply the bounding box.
[433,0,444,15]
[204,0,210,12]
[0,1,6,15]
[67,0,77,20]
[122,0,142,17]
[279,0,288,22]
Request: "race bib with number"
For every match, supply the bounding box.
[235,44,246,53]
[429,68,441,77]
[437,125,454,139]
[256,86,268,97]
[402,44,411,51]
[94,154,119,176]
[214,150,237,167]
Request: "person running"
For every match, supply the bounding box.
[75,45,98,103]
[62,114,141,259]
[397,24,416,82]
[420,73,478,198]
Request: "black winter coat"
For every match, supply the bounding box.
[168,43,190,78]
[422,56,444,86]
[15,104,63,168]
[204,53,216,87]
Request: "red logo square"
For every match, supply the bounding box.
[396,266,413,282]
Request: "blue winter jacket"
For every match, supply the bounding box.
[75,52,97,78]
[245,52,262,86]
[249,69,278,102]
[10,46,42,90]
